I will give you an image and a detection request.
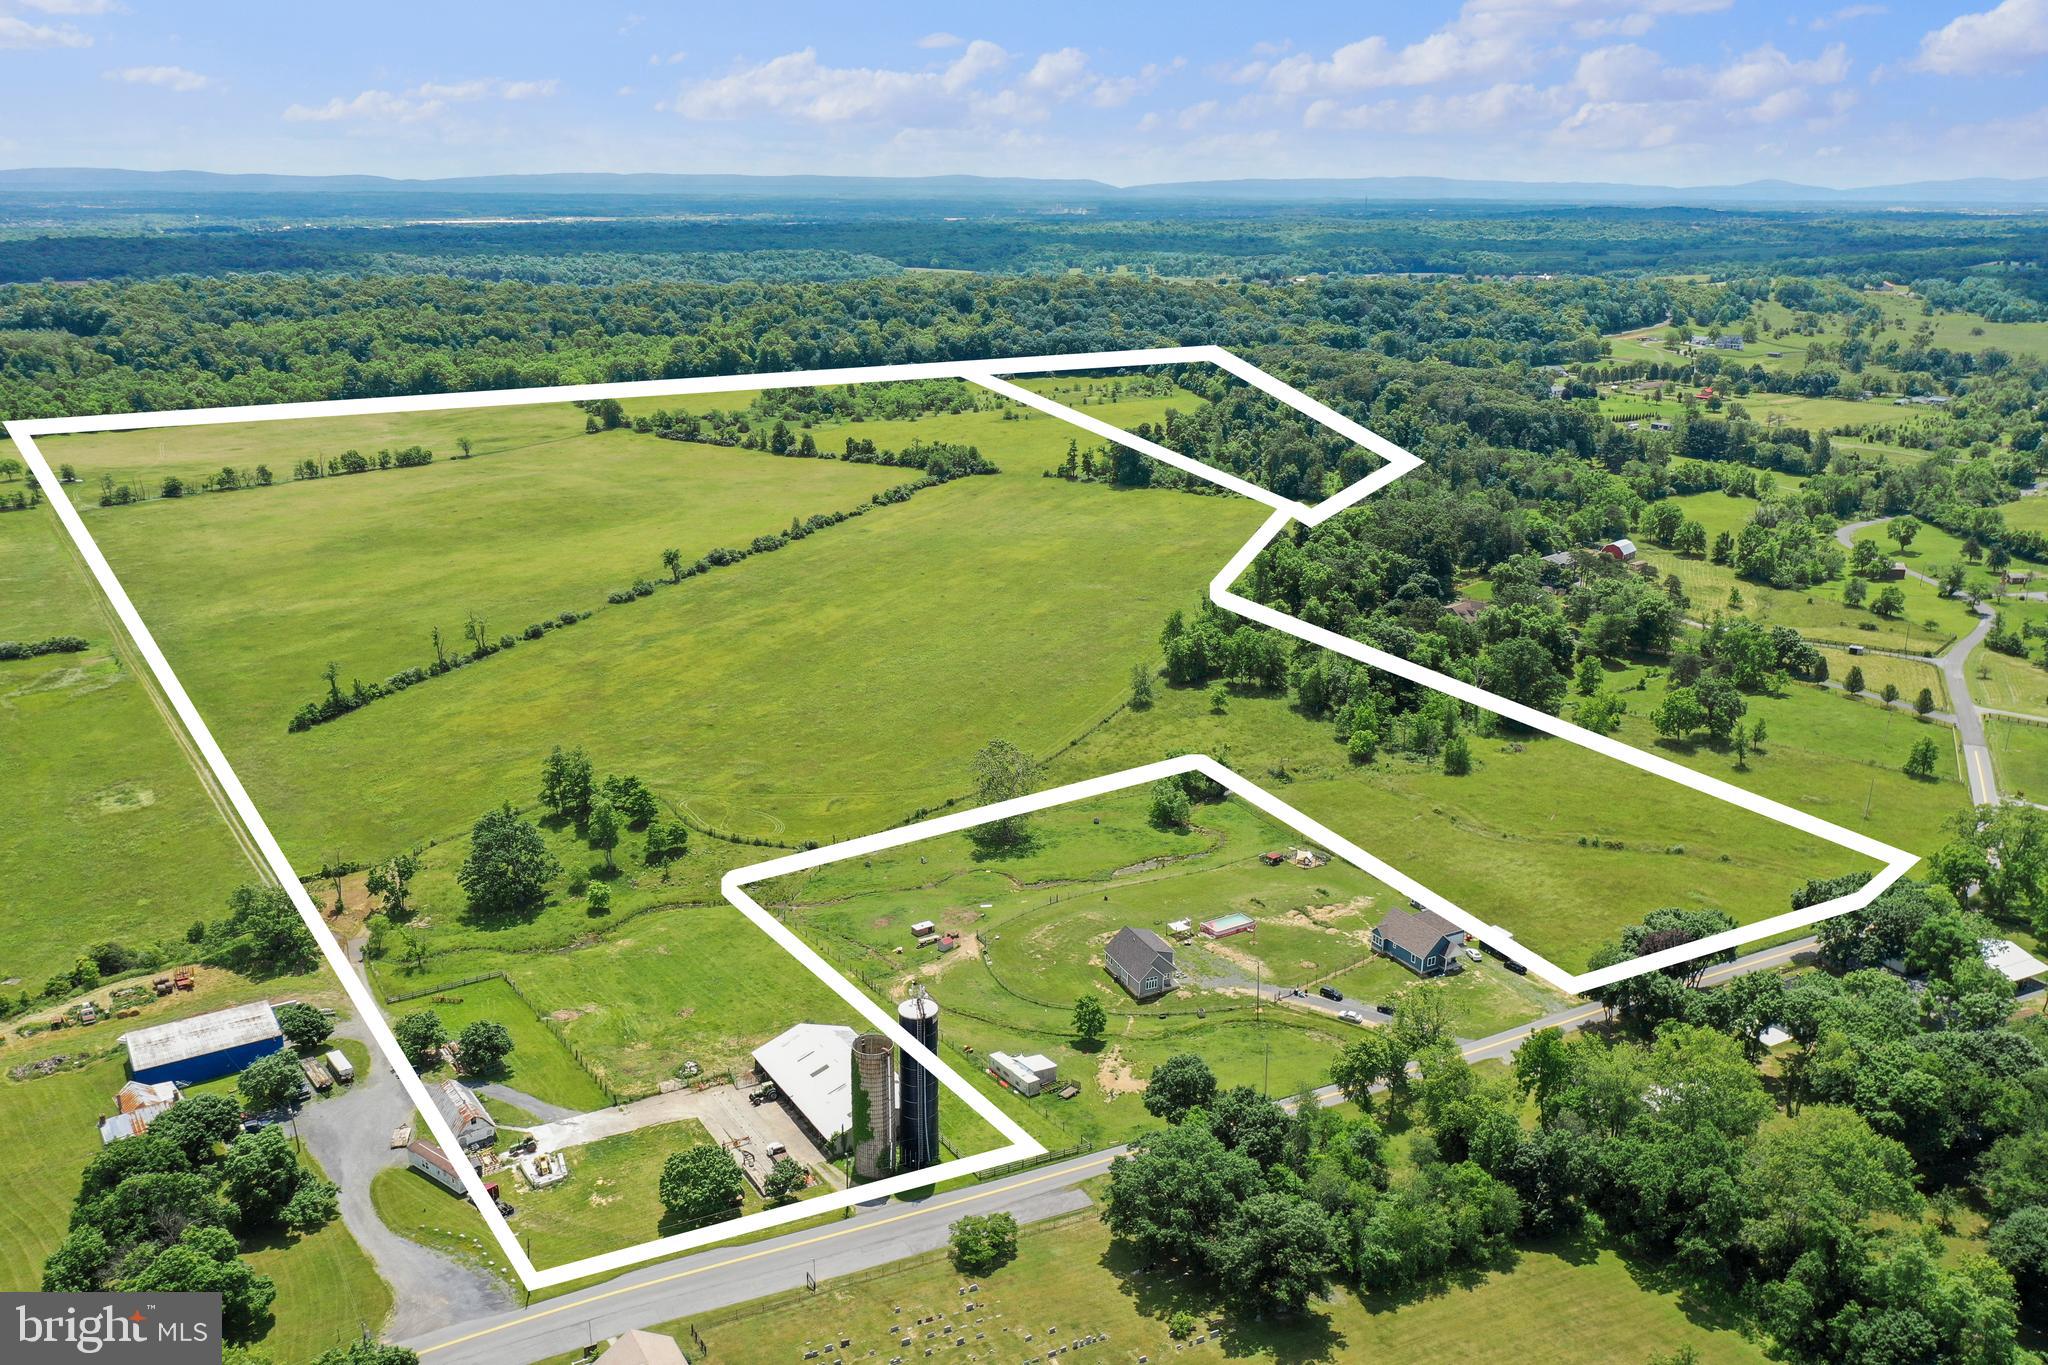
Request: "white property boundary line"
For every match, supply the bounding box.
[5,343,1916,1285]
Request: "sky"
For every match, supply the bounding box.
[4,0,2048,187]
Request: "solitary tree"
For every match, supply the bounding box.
[969,739,1040,849]
[1846,665,1866,695]
[274,1003,331,1051]
[659,1145,744,1224]
[1905,736,1941,781]
[222,1126,303,1226]
[1149,778,1191,831]
[365,849,421,921]
[763,1157,807,1205]
[458,805,559,917]
[1072,996,1107,1048]
[949,1212,1020,1276]
[1873,585,1906,619]
[456,1020,515,1075]
[585,881,613,914]
[587,796,621,872]
[392,1010,447,1063]
[237,1052,305,1113]
[1129,661,1155,710]
[1916,688,1936,717]
[1443,733,1473,775]
[662,548,685,584]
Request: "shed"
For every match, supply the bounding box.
[1981,938,2048,984]
[120,1000,283,1086]
[1201,912,1256,939]
[752,1022,858,1153]
[1447,598,1485,620]
[989,1050,1058,1098]
[1371,906,1467,977]
[1600,539,1637,561]
[99,1079,180,1145]
[909,920,936,937]
[432,1078,497,1150]
[1105,927,1176,1000]
[597,1329,689,1365]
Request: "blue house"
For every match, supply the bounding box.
[121,1000,285,1086]
[1371,907,1466,978]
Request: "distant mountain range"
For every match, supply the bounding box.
[5,167,2048,209]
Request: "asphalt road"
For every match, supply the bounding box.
[400,934,1821,1365]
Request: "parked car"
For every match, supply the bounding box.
[1501,957,1528,976]
[1465,946,1482,963]
[1337,1009,1365,1024]
[1318,985,1344,1002]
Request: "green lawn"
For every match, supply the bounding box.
[0,1054,127,1289]
[765,788,1568,1153]
[242,1150,394,1361]
[370,1164,521,1284]
[0,505,255,988]
[384,975,610,1112]
[574,1202,1769,1365]
[1986,715,2048,803]
[513,1118,788,1270]
[1818,647,1948,711]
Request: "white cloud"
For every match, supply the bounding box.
[104,64,210,92]
[674,41,1019,123]
[284,77,556,124]
[1810,4,1885,30]
[918,32,962,49]
[14,0,120,12]
[1573,43,1664,102]
[0,14,89,46]
[1912,0,2048,76]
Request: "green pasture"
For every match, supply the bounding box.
[384,975,610,1112]
[1817,647,1948,711]
[1044,676,1905,974]
[1753,292,2048,365]
[591,1203,1769,1365]
[1965,596,2048,720]
[79,409,1269,866]
[764,789,1570,1152]
[0,1054,127,1289]
[1644,544,1975,654]
[379,901,881,1100]
[1993,493,2048,539]
[0,506,254,987]
[1986,715,2048,804]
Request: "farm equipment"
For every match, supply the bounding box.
[172,970,195,991]
[748,1082,779,1105]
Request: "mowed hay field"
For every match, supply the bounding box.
[1644,542,1977,655]
[589,1204,1769,1365]
[69,400,1272,864]
[0,504,254,987]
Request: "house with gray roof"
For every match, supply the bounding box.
[1104,927,1176,1000]
[432,1077,497,1150]
[1371,906,1467,977]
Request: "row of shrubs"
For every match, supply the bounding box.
[0,634,87,660]
[286,608,592,732]
[98,445,435,506]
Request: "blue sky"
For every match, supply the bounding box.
[5,0,2047,186]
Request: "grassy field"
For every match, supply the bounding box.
[1967,597,2048,720]
[1817,647,1949,711]
[370,1164,523,1284]
[764,788,1560,1153]
[1645,541,1977,655]
[1986,715,2048,803]
[0,504,255,988]
[384,976,611,1112]
[513,1117,781,1270]
[243,1150,395,1361]
[74,405,1269,864]
[575,1201,1769,1365]
[1045,680,1901,975]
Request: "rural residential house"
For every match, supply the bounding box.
[1105,927,1176,1000]
[432,1078,496,1150]
[1371,906,1468,977]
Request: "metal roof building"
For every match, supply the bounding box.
[120,1000,283,1086]
[752,1022,858,1153]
